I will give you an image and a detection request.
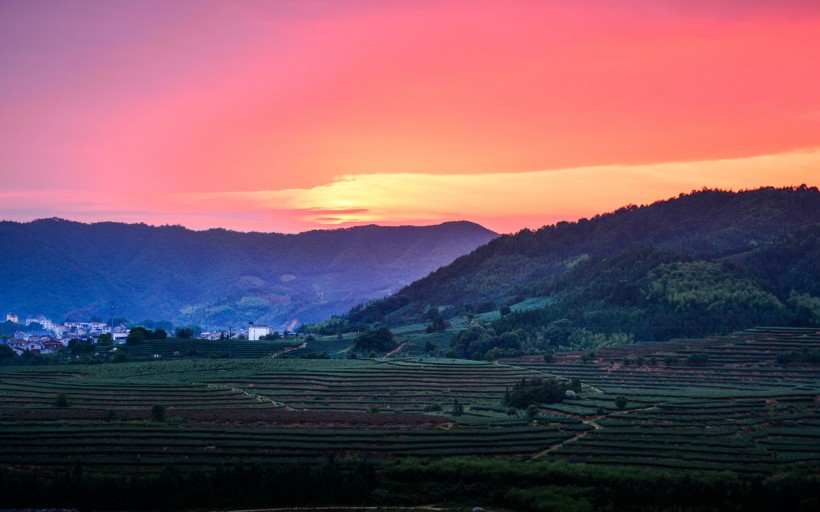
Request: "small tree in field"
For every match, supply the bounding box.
[151,404,166,422]
[615,395,628,410]
[526,404,539,418]
[55,393,68,408]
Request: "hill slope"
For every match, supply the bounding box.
[0,219,497,329]
[330,186,820,350]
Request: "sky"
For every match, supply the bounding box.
[1,0,819,234]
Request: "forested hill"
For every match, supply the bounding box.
[337,186,820,343]
[0,219,496,329]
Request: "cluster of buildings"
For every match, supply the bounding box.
[3,313,289,356]
[3,313,131,356]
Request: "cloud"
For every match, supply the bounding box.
[218,148,820,232]
[2,148,818,233]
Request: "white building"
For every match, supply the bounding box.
[6,313,18,323]
[248,323,270,341]
[112,326,130,343]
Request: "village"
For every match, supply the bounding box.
[1,312,281,357]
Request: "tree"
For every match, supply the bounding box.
[426,316,449,333]
[0,344,17,362]
[686,352,709,365]
[55,393,68,408]
[353,327,396,353]
[97,333,113,345]
[151,404,166,422]
[113,351,131,363]
[615,395,628,410]
[526,404,539,418]
[451,399,464,416]
[507,377,567,408]
[175,327,194,339]
[126,327,149,345]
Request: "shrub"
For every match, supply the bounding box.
[151,404,166,422]
[54,393,68,408]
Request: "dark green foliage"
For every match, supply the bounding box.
[333,187,820,344]
[126,328,147,345]
[451,399,464,416]
[300,351,330,359]
[450,325,525,360]
[67,338,95,355]
[347,295,411,326]
[54,393,68,408]
[151,404,166,422]
[383,458,820,512]
[787,292,820,326]
[0,460,376,510]
[687,351,709,365]
[425,313,449,333]
[0,344,17,362]
[175,327,194,339]
[353,327,396,353]
[126,327,170,345]
[505,377,568,408]
[615,395,628,410]
[777,347,820,365]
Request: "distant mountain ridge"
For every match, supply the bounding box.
[334,186,820,344]
[0,219,497,329]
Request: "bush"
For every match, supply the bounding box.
[354,327,396,353]
[686,352,709,365]
[54,393,68,408]
[505,377,568,408]
[151,404,166,422]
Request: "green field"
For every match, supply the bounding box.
[1,327,818,510]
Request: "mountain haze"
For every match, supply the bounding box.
[0,219,497,329]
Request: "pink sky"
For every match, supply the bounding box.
[1,0,819,233]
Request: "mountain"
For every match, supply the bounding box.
[0,219,497,329]
[328,186,820,351]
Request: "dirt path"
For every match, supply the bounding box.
[530,415,603,460]
[384,342,407,358]
[271,342,307,358]
[530,403,660,460]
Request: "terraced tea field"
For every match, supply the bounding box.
[502,327,820,474]
[0,358,584,471]
[0,327,818,478]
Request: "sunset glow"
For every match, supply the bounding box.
[2,1,819,233]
